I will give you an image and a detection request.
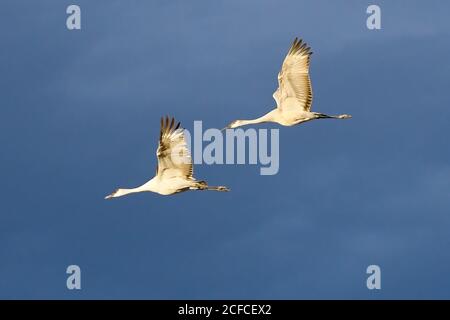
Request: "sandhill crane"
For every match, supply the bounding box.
[105,117,229,199]
[224,38,351,129]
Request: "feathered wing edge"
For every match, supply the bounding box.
[157,116,229,192]
[274,37,313,111]
[156,116,193,178]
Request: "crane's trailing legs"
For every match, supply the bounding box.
[190,180,230,192]
[313,112,352,119]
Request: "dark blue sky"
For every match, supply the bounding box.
[1,0,450,299]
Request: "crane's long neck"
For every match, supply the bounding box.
[115,186,148,197]
[106,179,157,199]
[235,110,277,127]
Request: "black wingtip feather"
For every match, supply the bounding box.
[288,37,313,56]
[159,116,182,137]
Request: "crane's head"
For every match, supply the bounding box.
[222,120,242,131]
[105,188,125,199]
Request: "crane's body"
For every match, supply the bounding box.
[225,38,351,129]
[105,117,229,199]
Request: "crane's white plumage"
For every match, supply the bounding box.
[105,117,229,199]
[225,37,351,129]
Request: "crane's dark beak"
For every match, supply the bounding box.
[222,120,236,131]
[104,189,119,200]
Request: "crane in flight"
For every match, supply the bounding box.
[224,37,352,129]
[105,117,229,199]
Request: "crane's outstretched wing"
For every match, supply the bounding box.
[156,116,193,180]
[273,37,313,111]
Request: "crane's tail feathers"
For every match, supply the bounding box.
[192,181,230,192]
